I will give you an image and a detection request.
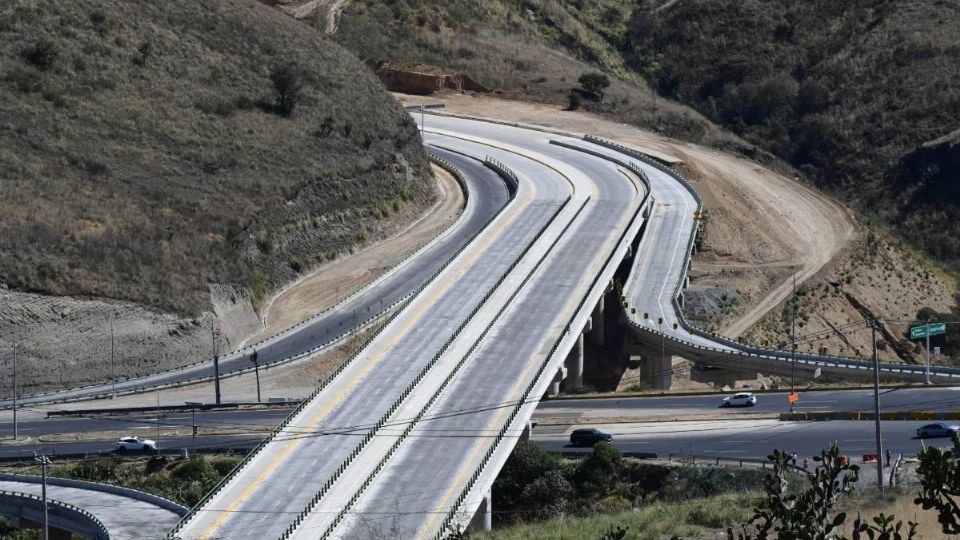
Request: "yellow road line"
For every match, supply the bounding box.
[417,176,641,539]
[197,152,546,540]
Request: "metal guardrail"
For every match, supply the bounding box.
[281,187,576,539]
[0,474,188,516]
[483,156,519,196]
[582,135,960,381]
[168,148,518,538]
[7,148,481,409]
[0,489,111,540]
[305,194,588,540]
[434,149,655,538]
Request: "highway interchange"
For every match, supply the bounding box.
[2,112,960,539]
[4,387,958,461]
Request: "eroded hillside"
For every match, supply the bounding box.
[0,0,434,392]
[0,0,432,316]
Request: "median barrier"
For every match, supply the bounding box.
[779,410,960,421]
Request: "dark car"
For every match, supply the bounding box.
[570,428,613,446]
[917,422,960,439]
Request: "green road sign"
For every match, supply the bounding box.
[911,322,946,340]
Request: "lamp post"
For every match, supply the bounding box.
[250,350,261,403]
[34,452,50,540]
[211,323,221,405]
[12,343,18,441]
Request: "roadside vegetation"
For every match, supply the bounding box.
[4,454,243,507]
[478,441,765,534]
[0,0,432,316]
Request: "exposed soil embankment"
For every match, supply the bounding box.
[395,93,856,342]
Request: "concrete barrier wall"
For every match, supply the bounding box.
[779,410,960,421]
[0,474,188,515]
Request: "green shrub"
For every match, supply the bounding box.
[21,39,57,70]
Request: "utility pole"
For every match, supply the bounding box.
[926,329,932,385]
[790,277,797,412]
[250,350,261,403]
[156,390,161,457]
[110,319,116,398]
[12,343,17,441]
[211,322,221,405]
[34,452,50,540]
[191,408,197,452]
[870,319,884,493]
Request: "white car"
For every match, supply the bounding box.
[721,392,758,408]
[115,436,157,451]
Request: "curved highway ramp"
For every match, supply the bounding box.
[0,474,185,540]
[163,114,960,540]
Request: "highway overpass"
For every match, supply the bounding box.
[166,114,960,539]
[5,112,959,539]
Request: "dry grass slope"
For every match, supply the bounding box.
[0,0,432,315]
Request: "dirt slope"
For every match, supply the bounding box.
[0,0,431,316]
[397,93,856,338]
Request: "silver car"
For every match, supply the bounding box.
[721,392,758,407]
[116,436,157,451]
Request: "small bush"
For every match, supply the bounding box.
[566,92,582,111]
[269,63,302,117]
[579,72,610,100]
[21,39,58,70]
[289,256,303,273]
[171,456,214,482]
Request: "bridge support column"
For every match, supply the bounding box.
[548,366,567,397]
[631,344,672,391]
[564,334,585,388]
[588,297,605,347]
[468,488,493,532]
[520,420,532,441]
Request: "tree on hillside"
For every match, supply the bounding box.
[916,432,960,534]
[579,72,611,101]
[270,63,302,117]
[574,441,622,497]
[728,445,916,540]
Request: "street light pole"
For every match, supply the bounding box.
[926,329,932,385]
[34,452,50,540]
[790,277,797,412]
[250,350,261,403]
[110,319,116,398]
[870,319,884,493]
[12,343,18,441]
[211,322,221,405]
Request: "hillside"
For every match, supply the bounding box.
[0,0,432,316]
[330,0,753,153]
[625,0,960,268]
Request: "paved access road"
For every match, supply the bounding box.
[532,419,955,461]
[2,148,509,408]
[538,386,960,416]
[326,116,646,540]
[0,479,182,540]
[176,124,585,539]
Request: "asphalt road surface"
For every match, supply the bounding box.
[532,419,955,461]
[538,386,960,416]
[2,147,509,408]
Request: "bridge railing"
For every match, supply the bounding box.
[168,150,520,538]
[0,489,111,540]
[278,179,576,538]
[7,149,478,408]
[433,153,653,538]
[583,135,960,381]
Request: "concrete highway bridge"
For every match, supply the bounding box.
[5,113,960,539]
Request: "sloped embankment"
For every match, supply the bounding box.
[0,0,433,392]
